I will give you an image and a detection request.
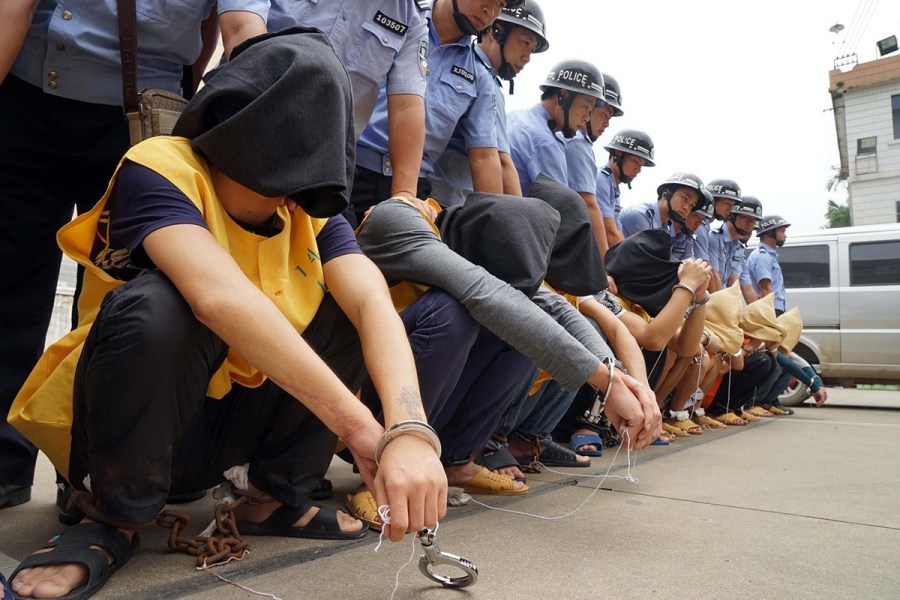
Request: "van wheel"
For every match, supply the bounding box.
[779,378,810,407]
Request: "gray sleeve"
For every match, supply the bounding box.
[532,287,614,365]
[357,200,600,390]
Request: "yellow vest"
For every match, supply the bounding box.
[9,136,327,477]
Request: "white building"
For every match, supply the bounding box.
[829,53,900,225]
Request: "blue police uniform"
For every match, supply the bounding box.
[694,220,711,261]
[356,7,497,180]
[507,104,568,194]
[267,0,427,140]
[618,201,676,239]
[564,131,597,195]
[708,222,745,287]
[671,232,701,261]
[738,249,753,287]
[12,0,268,106]
[596,165,621,228]
[747,244,785,311]
[428,45,505,207]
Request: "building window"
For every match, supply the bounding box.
[857,136,877,155]
[780,245,831,288]
[850,241,900,286]
[893,94,900,140]
[896,200,900,223]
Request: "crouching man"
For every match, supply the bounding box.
[8,29,445,600]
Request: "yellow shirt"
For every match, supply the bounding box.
[10,136,327,476]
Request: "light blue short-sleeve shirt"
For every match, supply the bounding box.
[267,0,427,139]
[595,166,620,223]
[507,104,568,194]
[356,9,497,178]
[12,0,268,106]
[564,131,598,194]
[693,220,711,261]
[671,232,701,261]
[747,244,786,311]
[708,222,746,287]
[428,46,505,207]
[619,201,676,239]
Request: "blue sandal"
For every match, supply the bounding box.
[570,433,604,457]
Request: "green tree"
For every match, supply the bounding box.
[825,199,851,228]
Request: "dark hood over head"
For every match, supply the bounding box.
[173,27,354,218]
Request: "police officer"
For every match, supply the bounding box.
[351,0,524,225]
[429,0,549,206]
[619,172,704,245]
[507,59,606,194]
[595,129,655,252]
[267,1,428,141]
[0,0,267,512]
[671,188,714,261]
[563,73,623,256]
[700,178,741,290]
[748,215,791,316]
[708,195,763,292]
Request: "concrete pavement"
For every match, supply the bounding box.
[2,388,899,600]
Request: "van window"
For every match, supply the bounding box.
[779,244,830,288]
[850,241,900,286]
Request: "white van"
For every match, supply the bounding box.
[747,223,900,402]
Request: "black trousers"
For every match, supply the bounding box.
[346,166,432,228]
[68,272,365,525]
[710,352,778,414]
[0,75,130,486]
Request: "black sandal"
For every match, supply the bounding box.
[9,522,137,600]
[237,503,366,541]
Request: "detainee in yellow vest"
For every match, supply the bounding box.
[10,29,446,555]
[11,137,327,474]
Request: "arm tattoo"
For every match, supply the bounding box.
[398,385,424,421]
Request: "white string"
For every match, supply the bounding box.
[374,505,391,552]
[688,353,704,420]
[468,430,639,520]
[198,552,283,600]
[373,505,438,600]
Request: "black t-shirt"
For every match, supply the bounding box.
[94,161,362,281]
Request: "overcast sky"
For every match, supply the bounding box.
[502,0,900,231]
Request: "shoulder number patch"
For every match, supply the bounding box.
[373,11,409,36]
[451,65,475,83]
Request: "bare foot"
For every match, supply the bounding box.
[233,486,362,534]
[444,462,526,492]
[496,465,526,481]
[10,520,134,600]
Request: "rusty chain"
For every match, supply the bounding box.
[156,491,263,568]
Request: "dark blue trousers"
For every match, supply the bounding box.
[361,288,532,464]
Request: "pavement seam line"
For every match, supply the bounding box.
[605,488,900,531]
